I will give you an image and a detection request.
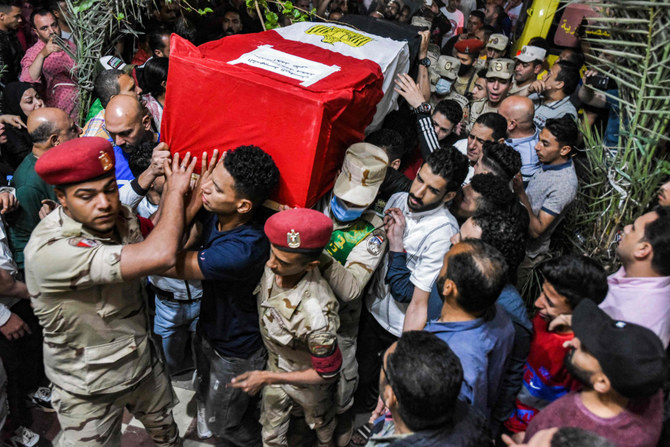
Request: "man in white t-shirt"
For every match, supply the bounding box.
[440,0,464,46]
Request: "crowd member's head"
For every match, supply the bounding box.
[27,107,80,150]
[452,172,512,221]
[152,0,179,25]
[94,69,141,108]
[505,426,617,447]
[616,206,670,277]
[436,239,508,316]
[534,255,608,322]
[366,128,406,170]
[105,95,153,153]
[474,141,521,182]
[542,60,580,100]
[397,4,410,23]
[484,3,504,27]
[128,139,165,199]
[466,10,485,37]
[222,9,243,36]
[148,26,171,58]
[466,112,507,164]
[535,115,578,166]
[471,68,488,101]
[477,24,494,43]
[408,146,469,213]
[0,0,22,32]
[139,57,168,101]
[514,45,546,86]
[383,0,401,20]
[454,39,483,76]
[558,48,584,68]
[329,7,344,20]
[50,0,71,31]
[658,179,670,207]
[37,138,119,235]
[485,33,508,60]
[432,55,460,97]
[380,331,464,430]
[452,201,528,282]
[202,145,279,219]
[484,58,514,106]
[3,82,44,122]
[527,36,548,53]
[331,143,387,222]
[567,299,667,401]
[498,95,535,137]
[30,9,60,42]
[265,208,332,277]
[431,99,463,141]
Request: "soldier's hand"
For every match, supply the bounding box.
[39,199,58,219]
[229,370,267,395]
[394,73,425,109]
[164,152,197,197]
[0,192,18,214]
[0,312,31,340]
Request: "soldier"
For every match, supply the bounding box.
[318,143,388,445]
[452,39,484,97]
[468,58,514,130]
[510,45,546,97]
[24,137,194,446]
[484,33,509,64]
[231,208,342,447]
[429,55,461,105]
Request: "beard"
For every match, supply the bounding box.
[119,138,155,157]
[563,349,594,389]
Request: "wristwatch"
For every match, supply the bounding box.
[412,102,432,114]
[419,57,431,67]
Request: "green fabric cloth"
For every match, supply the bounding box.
[85,98,103,123]
[8,153,57,269]
[325,219,375,265]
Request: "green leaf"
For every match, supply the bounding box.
[115,12,125,21]
[72,0,95,14]
[264,10,279,24]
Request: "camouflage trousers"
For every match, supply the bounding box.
[51,360,181,447]
[261,382,337,447]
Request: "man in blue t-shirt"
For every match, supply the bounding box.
[163,145,279,445]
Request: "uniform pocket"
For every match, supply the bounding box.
[84,335,144,393]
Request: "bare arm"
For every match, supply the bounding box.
[402,287,431,331]
[417,30,431,102]
[120,153,196,280]
[0,269,29,299]
[513,174,556,239]
[27,37,62,82]
[229,368,332,396]
[161,250,206,280]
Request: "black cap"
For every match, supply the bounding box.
[573,300,668,399]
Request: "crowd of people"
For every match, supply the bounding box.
[0,0,668,446]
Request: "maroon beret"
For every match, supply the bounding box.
[454,39,484,55]
[35,137,116,185]
[265,208,333,252]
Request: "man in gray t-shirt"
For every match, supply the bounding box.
[513,115,578,288]
[528,60,580,130]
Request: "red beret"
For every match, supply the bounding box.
[36,137,116,185]
[265,208,333,252]
[454,39,484,55]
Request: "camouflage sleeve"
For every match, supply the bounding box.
[26,238,124,293]
[308,331,342,379]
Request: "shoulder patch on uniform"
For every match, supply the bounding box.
[68,237,100,248]
[308,331,337,357]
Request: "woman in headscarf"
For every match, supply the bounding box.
[2,81,44,170]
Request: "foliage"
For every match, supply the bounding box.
[564,0,670,272]
[245,0,314,30]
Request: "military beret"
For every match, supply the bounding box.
[35,137,116,186]
[265,208,333,252]
[454,39,484,55]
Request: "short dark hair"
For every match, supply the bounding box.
[644,206,670,275]
[138,56,169,98]
[382,109,417,151]
[30,8,54,27]
[434,99,463,128]
[223,145,280,209]
[528,36,548,51]
[480,141,521,182]
[544,115,578,152]
[29,121,58,144]
[365,128,406,162]
[539,254,608,308]
[560,49,585,68]
[222,7,241,19]
[148,27,171,53]
[551,427,616,447]
[424,147,469,193]
[555,60,580,95]
[472,201,529,282]
[94,69,124,107]
[469,10,485,23]
[386,331,463,431]
[475,112,507,141]
[127,142,154,178]
[439,239,508,314]
[470,172,514,208]
[0,0,21,14]
[477,67,488,79]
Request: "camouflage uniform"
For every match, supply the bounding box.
[468,98,500,129]
[256,266,341,447]
[509,80,532,97]
[24,206,180,447]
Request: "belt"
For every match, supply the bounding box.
[151,283,201,304]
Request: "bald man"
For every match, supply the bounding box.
[9,107,81,270]
[499,96,540,185]
[105,94,162,184]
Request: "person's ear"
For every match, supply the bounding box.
[533,64,542,75]
[633,240,653,262]
[55,188,68,208]
[154,49,164,58]
[558,144,571,158]
[440,277,457,300]
[236,198,253,215]
[592,372,611,394]
[142,113,152,131]
[390,159,401,170]
[305,259,320,272]
[48,133,60,147]
[442,190,457,203]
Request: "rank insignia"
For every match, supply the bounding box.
[287,229,301,248]
[99,151,113,171]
